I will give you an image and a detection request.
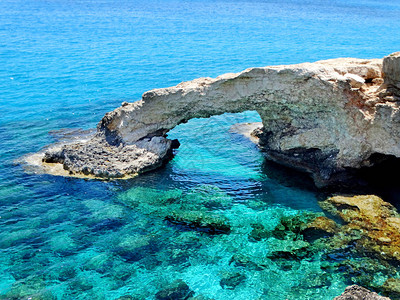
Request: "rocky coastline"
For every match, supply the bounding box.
[35,52,400,187]
[28,53,400,299]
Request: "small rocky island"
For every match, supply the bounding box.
[40,52,400,187]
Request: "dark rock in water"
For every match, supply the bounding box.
[155,279,195,300]
[119,187,183,208]
[58,266,77,282]
[229,254,266,271]
[83,253,114,274]
[140,255,163,271]
[330,257,397,291]
[336,262,374,287]
[381,278,400,299]
[334,285,390,300]
[301,216,338,242]
[165,210,231,235]
[220,272,246,290]
[279,261,294,271]
[115,247,145,263]
[5,276,55,300]
[249,223,270,241]
[5,290,56,300]
[320,245,356,264]
[112,263,136,282]
[113,233,160,263]
[272,213,317,240]
[267,247,309,261]
[68,275,94,292]
[184,185,233,210]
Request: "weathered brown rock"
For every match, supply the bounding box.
[334,285,390,300]
[320,195,400,262]
[31,52,400,185]
[301,216,338,242]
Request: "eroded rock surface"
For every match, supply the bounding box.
[334,285,390,300]
[39,52,400,184]
[42,136,177,178]
[320,195,400,263]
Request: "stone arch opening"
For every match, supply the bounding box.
[38,53,400,187]
[165,110,263,175]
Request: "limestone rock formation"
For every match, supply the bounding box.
[39,52,400,185]
[382,52,400,96]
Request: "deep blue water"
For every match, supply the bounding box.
[1,0,400,299]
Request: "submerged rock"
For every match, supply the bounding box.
[381,278,400,299]
[83,253,114,274]
[57,265,78,282]
[36,52,400,186]
[267,238,311,260]
[68,274,94,292]
[249,223,271,241]
[165,210,231,235]
[118,185,232,212]
[219,271,246,290]
[301,216,338,242]
[118,186,233,237]
[334,285,390,300]
[119,187,183,208]
[320,195,400,263]
[271,212,325,241]
[4,277,55,300]
[155,279,194,300]
[330,257,397,290]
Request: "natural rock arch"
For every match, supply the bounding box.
[41,52,400,186]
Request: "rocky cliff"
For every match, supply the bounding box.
[41,52,400,186]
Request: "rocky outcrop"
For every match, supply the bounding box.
[40,52,400,185]
[41,135,178,178]
[319,195,400,263]
[334,285,390,300]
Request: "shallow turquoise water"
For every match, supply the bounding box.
[2,0,400,299]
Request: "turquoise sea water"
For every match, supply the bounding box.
[2,0,400,299]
